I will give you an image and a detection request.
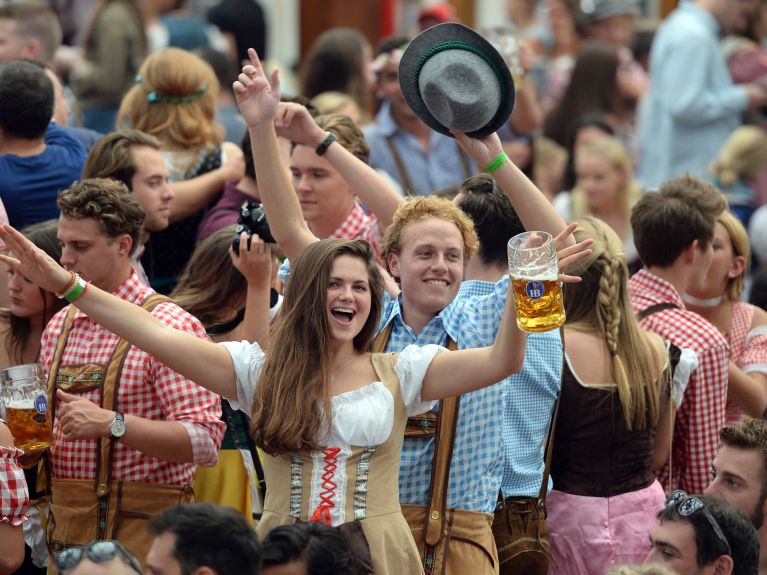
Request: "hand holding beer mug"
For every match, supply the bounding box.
[1,363,53,451]
[508,231,566,333]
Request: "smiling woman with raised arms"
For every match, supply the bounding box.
[0,224,532,575]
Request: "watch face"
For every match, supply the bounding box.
[110,419,127,438]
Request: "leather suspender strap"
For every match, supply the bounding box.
[637,302,679,321]
[385,136,415,197]
[96,294,171,496]
[536,329,564,504]
[456,140,471,180]
[424,337,459,546]
[373,321,461,545]
[47,306,81,424]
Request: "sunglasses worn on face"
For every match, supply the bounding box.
[55,540,142,574]
[665,490,732,556]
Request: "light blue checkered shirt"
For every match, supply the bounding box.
[380,278,562,514]
[460,289,562,498]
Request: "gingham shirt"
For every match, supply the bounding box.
[725,303,767,424]
[628,269,728,493]
[0,441,28,526]
[380,277,559,513]
[40,270,225,485]
[279,201,383,284]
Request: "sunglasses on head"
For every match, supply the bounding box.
[665,490,732,556]
[55,540,142,574]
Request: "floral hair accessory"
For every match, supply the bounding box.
[135,74,207,105]
[367,43,409,82]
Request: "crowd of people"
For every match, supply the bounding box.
[0,0,766,574]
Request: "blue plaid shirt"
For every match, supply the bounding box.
[460,285,562,499]
[380,277,562,514]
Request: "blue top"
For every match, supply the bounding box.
[637,1,748,188]
[364,102,475,197]
[380,278,562,513]
[0,123,86,229]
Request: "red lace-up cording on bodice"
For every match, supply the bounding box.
[309,447,342,525]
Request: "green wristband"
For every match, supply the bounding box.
[485,151,509,174]
[62,275,87,303]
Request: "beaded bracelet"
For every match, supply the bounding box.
[485,151,509,174]
[54,271,77,299]
[58,273,88,303]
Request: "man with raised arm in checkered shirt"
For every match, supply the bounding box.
[628,175,729,494]
[38,179,225,572]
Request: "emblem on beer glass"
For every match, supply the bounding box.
[507,231,565,333]
[1,363,53,451]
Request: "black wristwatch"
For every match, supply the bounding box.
[109,412,127,440]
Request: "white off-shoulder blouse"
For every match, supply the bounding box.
[218,342,443,448]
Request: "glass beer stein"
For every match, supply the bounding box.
[507,231,566,333]
[1,363,53,450]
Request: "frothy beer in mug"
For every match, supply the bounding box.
[5,396,52,451]
[511,277,565,332]
[508,231,566,333]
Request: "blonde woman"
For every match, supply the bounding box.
[554,136,643,269]
[685,211,767,424]
[710,126,767,226]
[547,217,692,575]
[118,48,242,292]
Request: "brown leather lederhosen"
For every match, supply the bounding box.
[374,324,498,575]
[45,295,194,572]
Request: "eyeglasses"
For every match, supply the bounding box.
[55,540,143,574]
[665,490,732,556]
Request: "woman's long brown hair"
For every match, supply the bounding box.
[251,239,384,455]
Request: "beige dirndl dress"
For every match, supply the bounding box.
[220,341,444,575]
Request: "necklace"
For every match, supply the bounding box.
[682,293,724,308]
[330,354,356,381]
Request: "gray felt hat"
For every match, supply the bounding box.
[398,22,515,139]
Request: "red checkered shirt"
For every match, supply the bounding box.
[0,441,28,526]
[725,303,767,424]
[628,269,728,494]
[40,270,225,485]
[327,202,383,259]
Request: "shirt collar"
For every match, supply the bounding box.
[680,0,721,37]
[330,202,369,240]
[373,101,400,138]
[632,268,686,309]
[380,293,459,341]
[72,268,144,319]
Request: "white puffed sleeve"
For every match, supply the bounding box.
[394,344,446,416]
[217,340,266,413]
[672,347,698,409]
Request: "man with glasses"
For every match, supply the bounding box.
[56,541,141,575]
[645,491,758,575]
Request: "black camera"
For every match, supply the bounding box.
[232,201,275,255]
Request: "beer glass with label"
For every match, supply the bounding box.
[507,231,565,332]
[1,363,53,450]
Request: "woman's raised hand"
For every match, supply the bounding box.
[0,225,71,293]
[234,47,281,128]
[554,222,593,283]
[274,102,327,148]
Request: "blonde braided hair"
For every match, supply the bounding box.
[564,216,663,430]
